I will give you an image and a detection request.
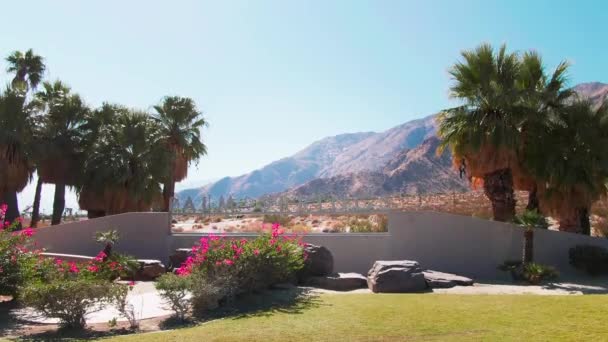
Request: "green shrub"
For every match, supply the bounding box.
[262,214,291,227]
[0,211,39,297]
[156,273,192,321]
[514,210,548,229]
[167,224,305,319]
[569,245,608,275]
[20,279,120,329]
[499,261,558,285]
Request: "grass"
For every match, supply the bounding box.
[104,293,608,341]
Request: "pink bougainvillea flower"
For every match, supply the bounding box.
[223,259,234,265]
[55,258,63,266]
[253,249,260,256]
[69,262,80,273]
[21,228,34,237]
[276,245,282,252]
[94,251,107,261]
[215,261,222,266]
[129,281,136,287]
[87,265,99,273]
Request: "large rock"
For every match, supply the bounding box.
[423,270,474,288]
[169,248,193,270]
[305,273,367,291]
[302,244,334,277]
[134,259,166,280]
[367,260,427,293]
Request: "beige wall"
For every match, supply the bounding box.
[33,213,171,264]
[33,211,608,281]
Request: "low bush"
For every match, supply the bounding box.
[0,205,40,297]
[21,278,121,329]
[262,214,291,227]
[156,273,192,321]
[499,261,558,285]
[569,245,608,275]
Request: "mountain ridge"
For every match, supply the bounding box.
[177,82,607,204]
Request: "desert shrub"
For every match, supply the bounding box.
[289,224,311,233]
[262,214,291,227]
[499,261,558,284]
[109,282,139,329]
[21,279,120,329]
[156,273,192,321]
[190,267,238,316]
[347,216,387,233]
[569,245,608,275]
[0,205,40,297]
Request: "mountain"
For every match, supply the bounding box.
[573,82,608,109]
[177,82,608,203]
[286,137,468,198]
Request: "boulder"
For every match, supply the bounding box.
[367,260,427,293]
[302,244,334,277]
[134,259,166,280]
[169,248,193,270]
[423,270,474,288]
[305,272,367,291]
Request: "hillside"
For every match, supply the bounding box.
[287,137,468,198]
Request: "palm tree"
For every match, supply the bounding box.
[0,87,36,223]
[78,109,170,216]
[6,49,45,91]
[152,96,208,211]
[5,49,46,226]
[514,52,573,211]
[33,81,89,225]
[526,99,608,234]
[438,44,522,221]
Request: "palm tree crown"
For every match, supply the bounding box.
[6,49,45,91]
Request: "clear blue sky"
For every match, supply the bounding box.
[2,0,607,212]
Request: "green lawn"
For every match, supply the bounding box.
[106,293,608,341]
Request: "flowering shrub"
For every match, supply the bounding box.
[158,224,305,317]
[19,229,138,329]
[0,205,41,296]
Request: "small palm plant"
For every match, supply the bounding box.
[95,229,120,260]
[514,209,548,264]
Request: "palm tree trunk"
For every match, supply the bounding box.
[523,229,534,264]
[30,178,43,227]
[51,183,65,225]
[162,180,176,212]
[1,191,21,228]
[87,210,106,219]
[482,168,516,222]
[558,210,582,234]
[526,185,539,212]
[579,207,591,236]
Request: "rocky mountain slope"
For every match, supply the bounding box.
[177,82,607,203]
[286,137,468,198]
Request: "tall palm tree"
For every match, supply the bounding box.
[33,81,89,225]
[525,99,608,234]
[78,109,169,216]
[438,44,522,221]
[0,87,36,223]
[6,49,45,91]
[5,49,45,225]
[514,52,573,211]
[152,96,208,211]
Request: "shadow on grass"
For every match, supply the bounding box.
[159,286,325,330]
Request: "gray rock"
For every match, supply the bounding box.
[367,260,428,293]
[423,270,474,288]
[302,244,334,276]
[134,259,166,280]
[169,248,193,270]
[305,273,367,291]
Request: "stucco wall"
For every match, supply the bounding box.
[32,212,171,263]
[33,211,608,281]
